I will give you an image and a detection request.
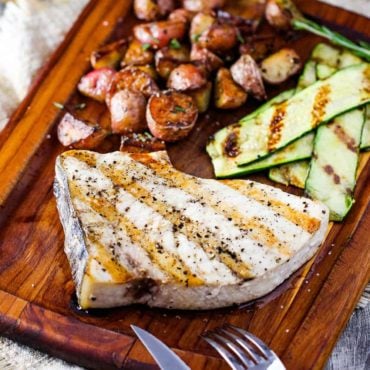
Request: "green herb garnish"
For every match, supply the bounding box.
[53,102,64,110]
[75,102,87,110]
[192,33,201,42]
[172,105,186,113]
[170,38,181,49]
[237,31,245,44]
[141,43,151,51]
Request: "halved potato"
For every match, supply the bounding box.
[156,58,179,80]
[134,0,176,21]
[122,38,154,66]
[190,44,224,73]
[90,39,127,69]
[135,64,158,80]
[120,132,166,152]
[155,44,190,64]
[167,63,207,91]
[134,21,187,49]
[188,81,212,113]
[57,113,108,149]
[230,54,266,100]
[77,68,116,102]
[189,12,216,42]
[169,8,195,24]
[147,90,198,141]
[109,89,147,134]
[183,0,225,12]
[261,48,301,84]
[198,24,238,53]
[265,0,302,31]
[215,68,247,109]
[106,67,159,104]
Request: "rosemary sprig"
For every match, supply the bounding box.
[292,18,370,61]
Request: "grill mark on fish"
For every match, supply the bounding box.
[85,235,132,283]
[311,84,331,128]
[69,182,203,287]
[223,180,321,234]
[100,166,252,280]
[268,102,287,152]
[332,124,358,152]
[135,157,292,256]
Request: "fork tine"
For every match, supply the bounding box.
[202,334,245,370]
[228,325,271,359]
[212,332,256,368]
[218,327,260,364]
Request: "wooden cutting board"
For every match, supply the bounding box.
[0,1,369,369]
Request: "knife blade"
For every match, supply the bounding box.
[131,325,190,370]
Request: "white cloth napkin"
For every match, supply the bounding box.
[0,0,88,130]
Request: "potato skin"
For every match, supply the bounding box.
[122,38,154,66]
[190,44,224,73]
[78,68,116,102]
[167,64,207,91]
[261,48,301,84]
[265,0,302,31]
[168,8,195,24]
[57,113,108,149]
[215,68,247,109]
[183,0,225,12]
[134,21,186,49]
[109,90,147,134]
[134,0,176,21]
[91,39,127,69]
[230,54,267,100]
[106,67,159,104]
[147,90,198,141]
[120,132,165,153]
[198,24,238,53]
[189,12,216,43]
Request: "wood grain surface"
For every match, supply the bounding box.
[0,1,369,369]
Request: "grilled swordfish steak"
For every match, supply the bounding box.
[54,150,329,310]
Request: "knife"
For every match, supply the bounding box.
[131,325,190,370]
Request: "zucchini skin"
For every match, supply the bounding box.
[236,63,370,166]
[305,109,365,221]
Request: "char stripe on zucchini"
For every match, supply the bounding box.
[305,108,365,221]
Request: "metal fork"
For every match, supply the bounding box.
[202,325,286,370]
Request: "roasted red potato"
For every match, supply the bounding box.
[106,67,159,104]
[120,132,166,152]
[190,44,224,73]
[189,12,216,42]
[167,63,207,91]
[134,21,187,49]
[168,8,195,24]
[183,0,225,12]
[90,39,127,70]
[261,48,301,84]
[134,0,177,21]
[77,68,115,102]
[109,89,147,134]
[215,68,248,109]
[188,81,212,113]
[156,58,178,79]
[230,55,267,100]
[265,0,302,31]
[147,90,198,141]
[135,64,158,80]
[121,38,154,66]
[198,24,238,53]
[155,44,190,64]
[57,113,108,149]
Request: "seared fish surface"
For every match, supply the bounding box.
[54,150,329,309]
